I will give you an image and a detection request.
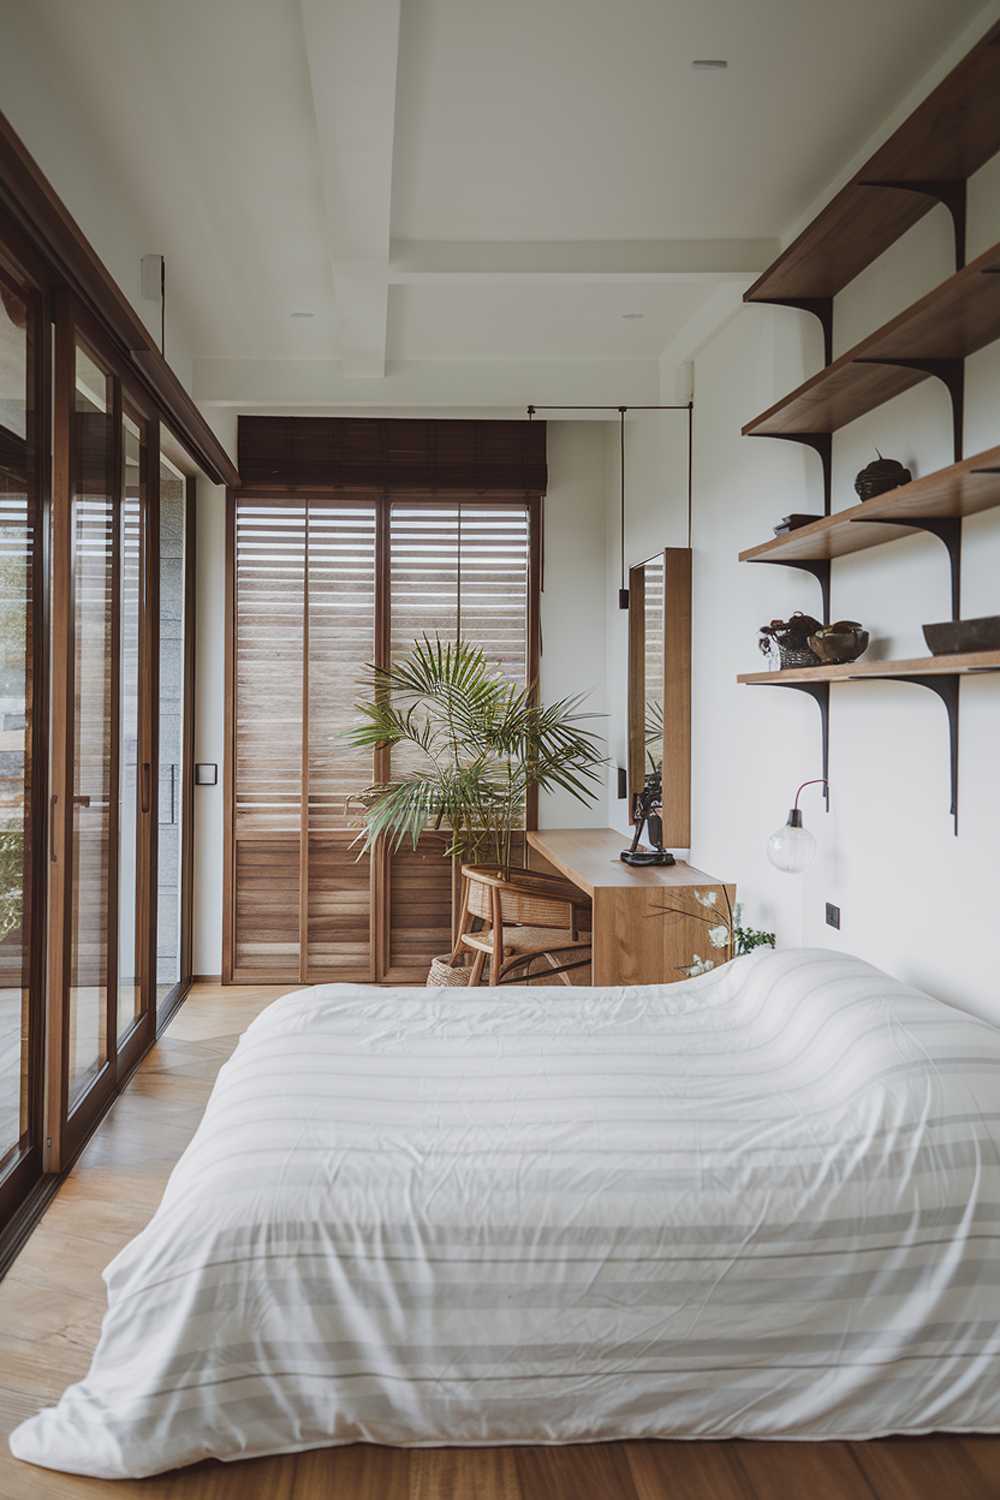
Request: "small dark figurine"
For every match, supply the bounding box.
[854,449,911,502]
[621,767,675,867]
[759,612,823,669]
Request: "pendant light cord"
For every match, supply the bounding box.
[619,406,626,593]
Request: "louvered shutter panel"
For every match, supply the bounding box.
[305,504,376,979]
[232,504,305,978]
[229,496,533,983]
[385,503,531,980]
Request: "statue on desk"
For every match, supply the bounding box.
[621,768,676,867]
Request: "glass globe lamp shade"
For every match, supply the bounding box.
[766,809,817,874]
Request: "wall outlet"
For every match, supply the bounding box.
[825,902,841,930]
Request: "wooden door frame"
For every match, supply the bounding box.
[626,546,692,848]
[223,491,542,985]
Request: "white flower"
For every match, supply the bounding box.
[682,954,715,977]
[707,924,730,949]
[694,890,718,908]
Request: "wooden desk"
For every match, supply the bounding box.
[526,828,735,986]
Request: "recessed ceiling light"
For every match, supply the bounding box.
[290,310,315,318]
[692,58,728,70]
[622,312,644,320]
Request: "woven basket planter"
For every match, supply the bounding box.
[426,954,470,988]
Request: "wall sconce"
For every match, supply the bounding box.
[767,779,829,873]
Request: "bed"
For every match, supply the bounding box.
[12,946,1000,1478]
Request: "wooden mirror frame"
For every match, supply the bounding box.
[627,547,692,846]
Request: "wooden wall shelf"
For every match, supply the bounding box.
[745,21,1000,307]
[738,650,1000,686]
[739,651,1000,832]
[739,24,1000,839]
[740,445,1000,565]
[743,241,1000,453]
[739,443,1000,621]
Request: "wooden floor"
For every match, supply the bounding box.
[1,984,999,1499]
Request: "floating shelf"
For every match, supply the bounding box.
[742,241,1000,456]
[745,21,1000,307]
[739,651,1000,833]
[738,650,1000,686]
[740,445,1000,565]
[739,444,1000,622]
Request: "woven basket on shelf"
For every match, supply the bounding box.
[426,954,470,988]
[778,641,821,670]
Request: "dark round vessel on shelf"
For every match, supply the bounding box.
[808,621,870,665]
[854,452,912,501]
[923,615,1000,656]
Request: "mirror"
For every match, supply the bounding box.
[627,547,692,846]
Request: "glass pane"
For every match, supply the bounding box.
[117,412,143,1042]
[69,343,113,1104]
[157,453,185,1014]
[0,275,31,1163]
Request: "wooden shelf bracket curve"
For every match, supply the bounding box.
[748,678,830,811]
[750,296,834,367]
[849,514,962,620]
[861,673,961,833]
[857,179,967,271]
[852,356,964,463]
[748,430,832,515]
[748,555,831,626]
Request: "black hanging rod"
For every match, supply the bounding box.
[526,404,692,412]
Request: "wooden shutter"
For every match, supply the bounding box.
[227,496,536,984]
[383,503,531,981]
[304,504,376,980]
[231,503,305,979]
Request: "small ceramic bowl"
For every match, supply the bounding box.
[808,625,870,665]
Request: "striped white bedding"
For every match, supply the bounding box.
[12,947,1000,1477]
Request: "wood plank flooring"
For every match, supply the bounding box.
[1,982,999,1499]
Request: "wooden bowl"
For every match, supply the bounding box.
[922,616,1000,655]
[807,626,869,664]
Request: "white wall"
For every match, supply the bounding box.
[537,424,609,829]
[0,3,196,392]
[681,154,1000,1024]
[191,418,608,974]
[191,411,232,976]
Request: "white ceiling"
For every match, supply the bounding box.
[8,0,989,407]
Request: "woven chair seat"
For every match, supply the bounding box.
[462,924,592,958]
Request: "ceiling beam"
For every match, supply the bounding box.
[194,356,661,411]
[298,0,401,378]
[388,239,778,284]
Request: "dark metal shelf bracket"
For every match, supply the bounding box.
[749,431,832,516]
[849,514,962,620]
[857,179,967,271]
[852,357,964,463]
[749,556,831,625]
[749,679,830,810]
[749,297,833,367]
[861,673,960,833]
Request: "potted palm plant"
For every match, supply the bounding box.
[347,635,605,888]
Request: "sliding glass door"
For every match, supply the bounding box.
[156,453,188,1020]
[49,306,158,1161]
[0,246,47,1226]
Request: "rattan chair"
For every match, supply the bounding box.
[450,864,592,986]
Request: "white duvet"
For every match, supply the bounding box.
[12,947,1000,1478]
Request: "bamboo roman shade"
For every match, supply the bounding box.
[237,416,547,493]
[227,492,538,984]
